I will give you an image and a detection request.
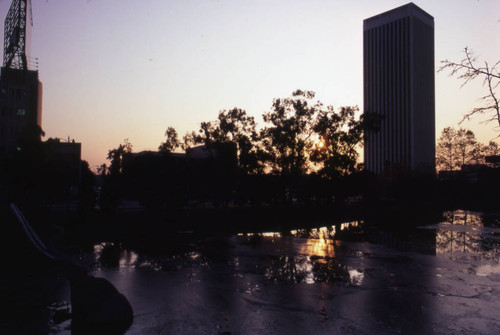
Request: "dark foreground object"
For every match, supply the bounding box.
[1,204,134,334]
[70,275,133,335]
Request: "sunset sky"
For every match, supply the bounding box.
[1,0,499,169]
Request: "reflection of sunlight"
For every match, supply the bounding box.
[308,227,335,240]
[296,256,315,284]
[119,250,138,268]
[188,252,201,260]
[136,260,162,271]
[93,243,104,264]
[341,221,360,231]
[261,232,281,238]
[348,268,364,286]
[240,220,361,241]
[302,238,335,258]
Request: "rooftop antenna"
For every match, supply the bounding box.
[3,0,33,70]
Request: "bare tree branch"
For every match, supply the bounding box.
[439,47,500,129]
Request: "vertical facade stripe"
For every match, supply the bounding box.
[363,3,435,175]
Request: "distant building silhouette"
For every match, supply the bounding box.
[122,144,238,208]
[0,0,42,157]
[363,3,435,175]
[44,138,82,195]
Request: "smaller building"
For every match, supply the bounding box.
[122,144,238,208]
[44,138,82,195]
[0,67,42,157]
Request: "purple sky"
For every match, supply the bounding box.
[1,0,499,169]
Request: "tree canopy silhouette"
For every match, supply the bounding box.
[436,127,484,171]
[183,108,260,174]
[158,127,180,153]
[107,139,133,176]
[311,105,364,178]
[260,90,318,176]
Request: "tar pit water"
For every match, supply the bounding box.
[4,212,500,334]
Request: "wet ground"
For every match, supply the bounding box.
[5,211,500,334]
[51,212,500,334]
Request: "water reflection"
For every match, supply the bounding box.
[87,221,365,288]
[234,221,364,286]
[237,220,360,240]
[86,213,500,288]
[301,237,335,258]
[92,243,139,270]
[291,226,334,239]
[91,242,211,273]
[433,211,500,262]
[262,253,364,286]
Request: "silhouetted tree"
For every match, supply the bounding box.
[483,141,500,168]
[183,108,260,174]
[436,127,457,171]
[436,127,483,171]
[181,131,199,151]
[158,127,180,153]
[101,139,133,211]
[310,105,364,178]
[260,90,319,176]
[455,128,482,167]
[484,141,499,157]
[439,47,500,128]
[107,139,133,176]
[97,164,107,176]
[216,108,260,174]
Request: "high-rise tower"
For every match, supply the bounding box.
[363,3,435,175]
[0,0,42,157]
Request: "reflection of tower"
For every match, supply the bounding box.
[0,0,42,156]
[363,3,435,175]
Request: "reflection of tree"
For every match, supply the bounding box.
[437,212,500,261]
[263,255,357,285]
[436,230,481,259]
[99,243,121,268]
[443,211,483,227]
[313,259,354,284]
[265,256,309,283]
[307,227,335,241]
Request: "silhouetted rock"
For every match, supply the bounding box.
[70,275,133,335]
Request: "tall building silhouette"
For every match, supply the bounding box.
[0,0,42,157]
[363,3,435,175]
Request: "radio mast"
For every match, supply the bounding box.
[3,0,33,70]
